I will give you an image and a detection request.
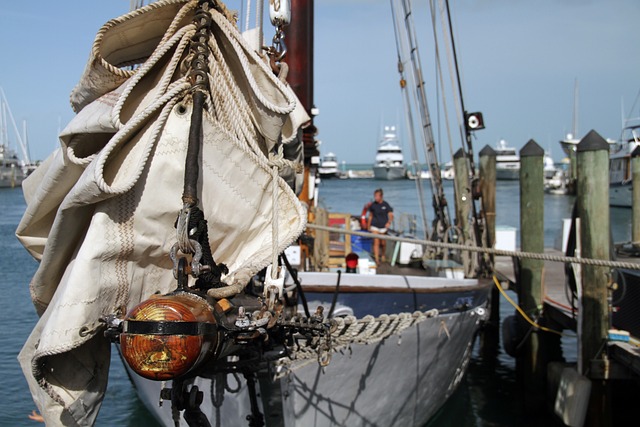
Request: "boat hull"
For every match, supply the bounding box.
[318,170,339,179]
[0,173,24,188]
[373,165,406,180]
[610,182,632,208]
[495,167,519,180]
[0,164,25,188]
[123,272,488,427]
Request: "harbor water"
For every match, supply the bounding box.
[0,176,633,426]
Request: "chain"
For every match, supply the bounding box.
[263,20,287,74]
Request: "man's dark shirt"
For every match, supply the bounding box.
[368,201,393,228]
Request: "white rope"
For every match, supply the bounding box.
[158,0,198,46]
[206,35,259,152]
[210,9,297,116]
[95,79,191,194]
[177,205,194,254]
[267,145,302,279]
[270,162,280,279]
[307,224,640,271]
[276,309,441,376]
[112,24,196,128]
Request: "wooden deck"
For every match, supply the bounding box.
[493,249,640,378]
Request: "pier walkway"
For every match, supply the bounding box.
[494,250,640,379]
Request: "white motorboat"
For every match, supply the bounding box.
[373,126,407,180]
[495,139,519,180]
[318,152,339,178]
[441,162,455,180]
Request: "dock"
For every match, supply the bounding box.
[478,134,640,427]
[495,251,640,376]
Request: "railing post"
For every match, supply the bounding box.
[576,130,611,427]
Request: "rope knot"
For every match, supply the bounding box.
[268,144,303,173]
[267,144,287,170]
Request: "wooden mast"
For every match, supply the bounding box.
[286,0,323,270]
[287,0,318,206]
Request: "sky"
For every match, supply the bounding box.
[0,0,639,164]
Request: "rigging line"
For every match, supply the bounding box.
[492,276,571,338]
[244,0,251,33]
[281,253,311,318]
[255,0,264,49]
[307,224,640,270]
[390,0,431,239]
[397,0,453,239]
[441,0,469,157]
[328,270,342,319]
[428,0,456,164]
[427,0,459,220]
[436,0,465,151]
[438,0,487,273]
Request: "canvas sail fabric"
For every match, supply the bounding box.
[15,1,309,425]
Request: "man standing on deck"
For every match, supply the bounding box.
[367,188,394,264]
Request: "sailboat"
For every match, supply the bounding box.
[15,1,489,426]
[0,143,25,188]
[0,89,28,188]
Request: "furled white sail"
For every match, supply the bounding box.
[15,1,308,424]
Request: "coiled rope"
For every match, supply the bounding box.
[276,308,455,376]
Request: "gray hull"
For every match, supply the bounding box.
[373,165,406,180]
[125,272,488,427]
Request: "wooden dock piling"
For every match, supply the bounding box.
[491,132,640,425]
[479,145,497,265]
[518,140,546,412]
[479,145,500,356]
[576,130,612,426]
[453,148,472,244]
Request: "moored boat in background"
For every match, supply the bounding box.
[609,119,640,207]
[373,125,407,180]
[0,89,28,188]
[495,139,519,180]
[0,144,25,188]
[318,151,340,178]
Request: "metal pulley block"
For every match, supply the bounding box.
[269,0,291,26]
[264,264,285,311]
